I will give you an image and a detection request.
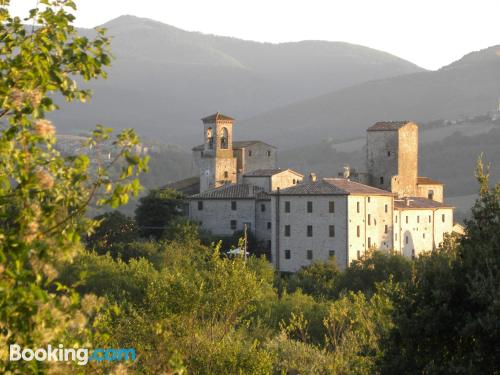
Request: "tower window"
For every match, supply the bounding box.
[329,201,335,213]
[224,171,229,179]
[206,127,214,149]
[267,222,271,230]
[198,201,203,210]
[307,250,313,260]
[307,201,313,213]
[380,176,384,185]
[285,250,291,259]
[230,220,237,230]
[220,127,228,149]
[428,190,434,200]
[248,150,252,157]
[261,204,266,212]
[329,225,335,237]
[285,201,291,213]
[231,201,237,210]
[267,150,272,157]
[307,225,313,237]
[387,151,391,157]
[284,225,291,237]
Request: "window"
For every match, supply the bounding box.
[220,127,228,149]
[267,150,272,157]
[380,176,384,185]
[267,222,271,230]
[428,190,434,200]
[285,201,291,213]
[368,197,371,203]
[368,214,371,225]
[285,250,291,259]
[395,233,398,241]
[417,216,420,223]
[329,250,335,257]
[387,151,391,157]
[423,233,426,239]
[307,201,313,213]
[385,224,388,234]
[307,250,313,260]
[405,236,409,244]
[357,225,360,237]
[206,127,214,149]
[357,250,361,259]
[197,201,203,210]
[329,225,335,237]
[230,220,237,230]
[292,179,296,184]
[406,216,409,224]
[224,171,229,179]
[412,249,415,259]
[329,201,335,213]
[357,202,360,213]
[442,214,445,223]
[261,204,266,212]
[231,201,237,210]
[395,215,398,223]
[429,215,432,223]
[248,150,252,157]
[284,225,291,237]
[368,237,372,248]
[307,225,313,237]
[385,204,388,213]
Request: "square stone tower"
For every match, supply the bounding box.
[199,112,237,192]
[366,121,418,197]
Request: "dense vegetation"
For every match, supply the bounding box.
[0,1,499,374]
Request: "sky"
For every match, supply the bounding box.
[8,0,500,70]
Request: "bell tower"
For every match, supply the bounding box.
[199,112,237,192]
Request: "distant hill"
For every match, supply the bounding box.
[241,46,500,148]
[49,15,423,145]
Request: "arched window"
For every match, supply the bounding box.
[206,127,214,149]
[220,127,228,149]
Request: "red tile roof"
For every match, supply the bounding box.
[189,184,264,199]
[394,197,453,210]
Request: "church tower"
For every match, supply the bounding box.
[199,112,237,192]
[366,121,419,197]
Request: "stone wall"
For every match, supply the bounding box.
[416,183,444,203]
[241,143,276,173]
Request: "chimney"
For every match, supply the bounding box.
[343,165,351,179]
[404,197,413,207]
[309,173,317,182]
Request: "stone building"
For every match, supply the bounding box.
[167,112,455,272]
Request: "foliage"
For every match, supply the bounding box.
[380,158,500,374]
[0,1,147,372]
[134,188,184,239]
[86,210,138,253]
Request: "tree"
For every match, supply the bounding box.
[86,211,138,253]
[135,188,184,239]
[380,159,500,374]
[0,1,147,372]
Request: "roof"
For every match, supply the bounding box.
[324,178,395,195]
[163,176,200,195]
[189,184,265,200]
[272,180,348,195]
[244,168,303,178]
[417,176,443,185]
[394,197,453,210]
[201,112,234,123]
[367,121,413,131]
[192,140,276,151]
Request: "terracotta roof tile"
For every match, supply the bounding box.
[394,197,453,210]
[367,121,413,131]
[417,176,443,185]
[189,184,264,200]
[272,180,347,195]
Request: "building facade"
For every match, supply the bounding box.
[177,113,456,272]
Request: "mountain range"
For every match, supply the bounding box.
[51,15,424,145]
